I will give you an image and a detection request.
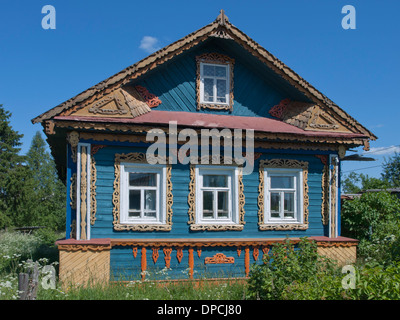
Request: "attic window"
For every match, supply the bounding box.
[196,53,234,111]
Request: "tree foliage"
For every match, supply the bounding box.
[25,131,66,230]
[0,104,65,231]
[382,152,400,187]
[342,172,391,194]
[0,105,29,228]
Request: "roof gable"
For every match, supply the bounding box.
[32,10,376,142]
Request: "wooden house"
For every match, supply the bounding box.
[32,11,376,285]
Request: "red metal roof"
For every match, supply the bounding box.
[55,110,367,139]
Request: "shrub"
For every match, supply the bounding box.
[346,262,400,300]
[246,237,339,300]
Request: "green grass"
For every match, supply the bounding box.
[36,279,247,300]
[0,230,247,300]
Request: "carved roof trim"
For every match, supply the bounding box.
[31,11,375,141]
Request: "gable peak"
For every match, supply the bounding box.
[215,9,229,26]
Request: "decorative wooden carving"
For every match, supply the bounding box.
[152,247,159,263]
[67,131,79,163]
[80,146,87,240]
[112,152,173,231]
[69,173,77,210]
[329,155,339,237]
[257,159,309,230]
[91,144,106,156]
[176,248,183,263]
[253,247,259,261]
[88,95,128,115]
[57,243,111,252]
[163,248,172,268]
[134,85,162,108]
[132,247,138,258]
[205,253,235,264]
[69,220,76,239]
[269,98,290,119]
[262,246,270,261]
[197,247,202,258]
[237,247,242,257]
[308,109,339,130]
[90,155,97,226]
[56,120,365,149]
[196,52,235,111]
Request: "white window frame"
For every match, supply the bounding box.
[264,168,304,225]
[199,62,230,106]
[120,163,166,225]
[195,166,239,225]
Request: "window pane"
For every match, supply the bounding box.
[271,176,294,189]
[202,191,214,218]
[216,79,227,103]
[217,191,228,218]
[144,211,156,218]
[203,65,215,77]
[129,173,156,187]
[284,193,294,218]
[204,78,214,102]
[145,190,156,211]
[270,192,280,218]
[129,190,141,211]
[203,175,227,188]
[128,211,140,218]
[215,66,226,77]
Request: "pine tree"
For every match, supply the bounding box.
[25,131,66,230]
[0,104,28,228]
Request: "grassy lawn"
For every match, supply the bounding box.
[0,230,247,300]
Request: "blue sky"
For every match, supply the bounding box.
[1,0,399,179]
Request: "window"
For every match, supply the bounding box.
[258,159,309,230]
[195,166,239,225]
[195,52,234,111]
[200,63,229,105]
[264,169,303,224]
[120,163,166,225]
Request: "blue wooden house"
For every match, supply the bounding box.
[32,11,375,284]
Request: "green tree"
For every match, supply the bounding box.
[342,172,391,194]
[341,191,400,263]
[25,131,66,231]
[0,104,30,228]
[382,152,400,187]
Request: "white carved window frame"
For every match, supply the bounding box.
[120,163,167,226]
[257,159,309,231]
[195,165,239,225]
[264,168,303,225]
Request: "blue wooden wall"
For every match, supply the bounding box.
[81,143,330,281]
[90,145,326,240]
[133,38,311,118]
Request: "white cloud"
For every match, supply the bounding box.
[363,145,400,156]
[139,36,161,54]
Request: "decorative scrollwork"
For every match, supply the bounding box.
[112,152,173,231]
[204,253,235,264]
[257,159,309,230]
[187,164,245,231]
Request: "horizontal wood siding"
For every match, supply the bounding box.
[135,39,310,118]
[87,144,328,279]
[91,146,326,240]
